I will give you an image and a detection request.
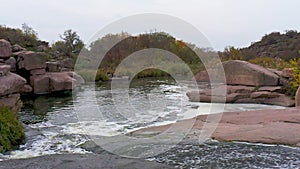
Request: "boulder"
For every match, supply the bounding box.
[46,62,61,72]
[30,75,50,94]
[66,71,85,84]
[60,58,74,69]
[223,60,279,86]
[48,72,74,92]
[194,70,209,82]
[0,39,12,58]
[12,44,26,52]
[0,94,22,113]
[0,65,11,77]
[296,86,300,107]
[20,84,33,94]
[4,57,16,72]
[16,51,47,70]
[0,72,26,97]
[30,72,83,94]
[30,69,46,76]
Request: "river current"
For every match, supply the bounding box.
[0,78,299,168]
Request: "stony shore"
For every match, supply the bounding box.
[131,107,300,147]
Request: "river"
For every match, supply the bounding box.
[0,78,299,168]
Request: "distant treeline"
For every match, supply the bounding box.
[1,24,300,81]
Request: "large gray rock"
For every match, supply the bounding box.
[0,94,22,113]
[20,84,33,94]
[0,64,11,76]
[60,58,74,69]
[48,72,74,92]
[4,57,16,72]
[30,74,50,94]
[16,51,47,70]
[194,70,209,82]
[46,62,61,72]
[0,72,26,97]
[66,71,85,85]
[12,44,26,52]
[30,72,84,94]
[0,39,12,58]
[223,60,279,86]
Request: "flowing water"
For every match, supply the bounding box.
[0,78,299,168]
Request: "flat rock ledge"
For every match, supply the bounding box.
[187,85,295,107]
[0,153,171,169]
[131,107,300,147]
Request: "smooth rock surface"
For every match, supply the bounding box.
[30,74,50,94]
[46,61,61,72]
[20,84,33,94]
[132,107,300,147]
[30,72,84,94]
[0,72,26,97]
[16,51,47,70]
[48,72,74,92]
[0,39,12,58]
[0,94,22,113]
[187,85,294,107]
[4,57,16,72]
[12,44,25,52]
[0,64,11,76]
[223,60,279,86]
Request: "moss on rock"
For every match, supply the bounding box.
[0,107,25,153]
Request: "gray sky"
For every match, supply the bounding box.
[1,0,299,51]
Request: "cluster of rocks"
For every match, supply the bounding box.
[0,39,84,111]
[189,60,298,107]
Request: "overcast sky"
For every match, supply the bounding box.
[1,0,299,51]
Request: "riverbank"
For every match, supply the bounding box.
[131,107,300,147]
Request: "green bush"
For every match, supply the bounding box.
[77,69,109,82]
[289,58,300,98]
[248,57,291,70]
[134,69,169,79]
[95,70,109,81]
[0,107,25,153]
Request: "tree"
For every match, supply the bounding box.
[21,23,38,39]
[59,29,84,56]
[222,46,243,60]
